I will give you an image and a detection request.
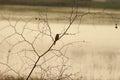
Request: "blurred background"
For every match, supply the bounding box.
[0,0,120,80]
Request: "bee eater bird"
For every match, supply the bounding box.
[54,34,59,45]
[115,24,118,29]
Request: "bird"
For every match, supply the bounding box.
[54,34,59,45]
[35,17,37,20]
[115,24,118,29]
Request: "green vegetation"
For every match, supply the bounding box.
[91,2,120,9]
[0,0,120,9]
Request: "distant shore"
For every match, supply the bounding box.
[0,0,120,9]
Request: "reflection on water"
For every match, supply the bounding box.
[0,5,120,79]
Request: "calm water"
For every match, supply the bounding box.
[0,5,120,79]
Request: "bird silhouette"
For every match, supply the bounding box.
[35,18,37,20]
[54,34,59,45]
[115,24,118,29]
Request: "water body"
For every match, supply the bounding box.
[0,5,120,79]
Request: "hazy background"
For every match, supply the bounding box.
[0,0,120,80]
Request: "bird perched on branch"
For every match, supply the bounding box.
[115,24,118,29]
[54,34,59,45]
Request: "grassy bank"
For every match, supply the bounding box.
[0,0,120,10]
[91,2,120,9]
